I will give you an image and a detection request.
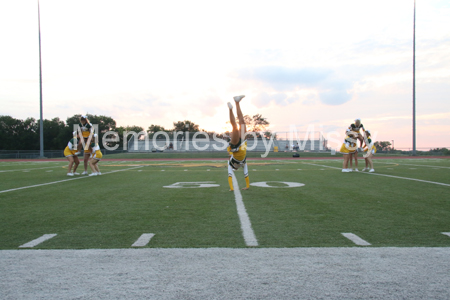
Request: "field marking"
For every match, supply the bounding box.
[131,233,155,247]
[341,233,371,246]
[442,232,450,238]
[19,234,57,248]
[0,165,64,173]
[0,166,143,194]
[302,163,450,187]
[231,172,258,247]
[251,181,305,188]
[377,162,450,169]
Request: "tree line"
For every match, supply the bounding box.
[0,113,270,150]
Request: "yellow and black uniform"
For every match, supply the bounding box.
[79,121,93,138]
[363,137,376,155]
[348,123,365,134]
[78,121,93,153]
[340,134,358,154]
[227,139,249,191]
[64,138,78,157]
[90,142,103,160]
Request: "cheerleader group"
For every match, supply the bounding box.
[340,118,376,173]
[64,115,103,176]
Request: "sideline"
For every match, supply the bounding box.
[302,163,450,187]
[0,166,143,194]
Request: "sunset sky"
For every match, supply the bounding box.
[0,0,449,149]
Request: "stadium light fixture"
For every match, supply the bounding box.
[38,0,45,158]
[412,0,416,156]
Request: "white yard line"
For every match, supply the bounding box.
[442,232,450,238]
[0,165,64,173]
[302,163,450,187]
[376,162,450,169]
[341,233,371,246]
[231,172,258,247]
[363,172,450,187]
[131,234,155,247]
[19,234,57,248]
[0,166,143,194]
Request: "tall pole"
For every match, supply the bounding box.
[412,0,416,155]
[38,0,44,157]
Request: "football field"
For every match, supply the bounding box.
[1,157,450,299]
[1,157,449,249]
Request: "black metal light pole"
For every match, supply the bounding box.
[412,0,416,156]
[38,0,44,158]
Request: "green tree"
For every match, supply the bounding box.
[249,114,269,132]
[0,116,41,150]
[227,114,270,132]
[116,125,145,149]
[148,124,166,133]
[374,141,392,151]
[0,116,22,150]
[40,117,65,150]
[86,114,116,133]
[173,120,200,132]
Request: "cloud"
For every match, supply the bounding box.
[236,66,331,91]
[234,66,353,106]
[253,92,288,107]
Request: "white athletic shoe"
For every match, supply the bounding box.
[233,95,245,102]
[354,169,359,172]
[342,169,350,172]
[73,172,80,175]
[361,168,368,172]
[369,169,375,173]
[347,169,353,172]
[89,172,98,176]
[67,173,74,176]
[97,172,102,175]
[227,102,233,110]
[82,171,88,175]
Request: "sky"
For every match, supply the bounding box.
[0,0,449,150]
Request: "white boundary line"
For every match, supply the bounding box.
[302,163,450,187]
[442,232,450,238]
[132,233,155,247]
[0,165,64,173]
[376,162,450,169]
[341,233,371,246]
[19,234,57,248]
[231,172,258,247]
[0,166,143,194]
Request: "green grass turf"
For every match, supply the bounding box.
[0,158,449,249]
[96,151,411,160]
